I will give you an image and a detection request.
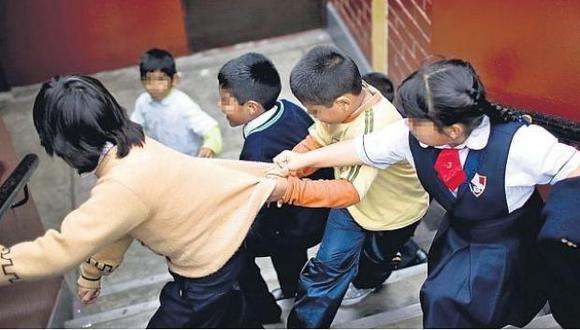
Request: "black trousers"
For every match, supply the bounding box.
[238,249,307,321]
[147,252,261,329]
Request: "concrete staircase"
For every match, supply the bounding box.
[63,202,562,329]
[64,253,429,329]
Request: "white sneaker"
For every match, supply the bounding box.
[341,284,376,306]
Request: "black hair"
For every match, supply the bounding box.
[363,72,394,102]
[396,58,523,132]
[33,75,145,174]
[217,52,281,110]
[290,46,362,107]
[139,48,177,79]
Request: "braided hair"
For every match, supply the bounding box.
[396,59,528,134]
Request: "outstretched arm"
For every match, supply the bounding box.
[0,181,148,287]
[274,139,363,172]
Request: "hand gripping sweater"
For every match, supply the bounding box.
[0,138,276,288]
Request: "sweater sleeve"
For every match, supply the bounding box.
[77,235,134,289]
[281,176,360,208]
[201,126,223,155]
[0,180,149,286]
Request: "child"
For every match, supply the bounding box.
[362,72,395,102]
[341,71,427,306]
[0,74,288,328]
[362,74,428,264]
[131,48,223,158]
[274,46,429,328]
[272,59,580,328]
[217,52,333,323]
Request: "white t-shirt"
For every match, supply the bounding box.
[355,116,580,213]
[131,89,218,156]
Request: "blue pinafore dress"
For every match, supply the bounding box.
[409,122,547,328]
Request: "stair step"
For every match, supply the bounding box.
[334,303,422,328]
[65,301,158,329]
[523,314,560,329]
[73,273,170,318]
[265,263,428,329]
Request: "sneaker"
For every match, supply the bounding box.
[341,284,378,306]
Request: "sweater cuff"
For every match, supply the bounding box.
[77,274,102,289]
[0,247,20,285]
[77,261,102,289]
[202,126,223,155]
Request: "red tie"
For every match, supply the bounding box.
[434,148,466,191]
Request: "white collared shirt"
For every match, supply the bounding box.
[131,89,218,156]
[356,116,580,212]
[242,103,279,139]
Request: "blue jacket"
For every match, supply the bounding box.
[240,99,333,248]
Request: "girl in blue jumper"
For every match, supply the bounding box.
[272,59,580,328]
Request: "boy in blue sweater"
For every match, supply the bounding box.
[217,52,333,323]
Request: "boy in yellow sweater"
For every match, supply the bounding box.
[0,75,286,328]
[275,46,429,328]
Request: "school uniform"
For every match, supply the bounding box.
[538,176,580,328]
[356,116,580,328]
[148,251,261,328]
[236,99,333,322]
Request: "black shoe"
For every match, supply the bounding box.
[271,287,294,301]
[395,240,427,269]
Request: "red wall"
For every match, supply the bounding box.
[0,0,189,87]
[431,0,580,122]
[330,0,373,61]
[388,0,432,86]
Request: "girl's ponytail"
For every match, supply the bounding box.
[479,101,532,124]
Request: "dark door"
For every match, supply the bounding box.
[182,0,326,52]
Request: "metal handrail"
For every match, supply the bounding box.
[0,154,39,221]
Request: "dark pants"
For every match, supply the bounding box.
[147,252,261,329]
[238,249,307,322]
[239,229,309,322]
[287,208,419,328]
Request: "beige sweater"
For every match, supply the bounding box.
[0,138,276,289]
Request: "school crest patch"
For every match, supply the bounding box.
[469,173,487,197]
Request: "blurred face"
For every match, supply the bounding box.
[142,71,174,102]
[218,88,253,127]
[302,102,350,124]
[406,118,458,147]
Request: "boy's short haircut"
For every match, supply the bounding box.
[363,72,394,102]
[140,48,177,79]
[290,46,362,107]
[218,52,281,110]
